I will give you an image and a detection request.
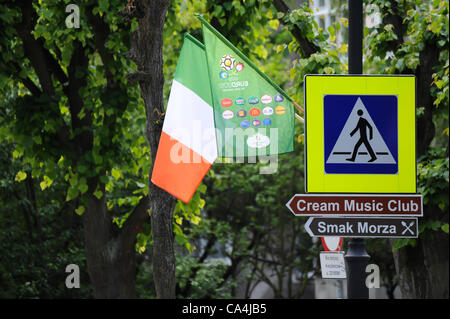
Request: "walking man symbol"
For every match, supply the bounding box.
[346,109,377,163]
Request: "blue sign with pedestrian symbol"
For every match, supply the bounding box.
[324,95,398,174]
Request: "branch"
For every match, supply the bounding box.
[8,1,81,155]
[42,46,68,85]
[13,1,68,90]
[119,0,147,22]
[66,41,91,139]
[120,195,150,246]
[254,265,280,294]
[218,231,260,288]
[85,6,117,89]
[272,0,320,58]
[244,263,262,298]
[9,60,42,95]
[15,0,55,95]
[381,0,405,51]
[20,76,42,96]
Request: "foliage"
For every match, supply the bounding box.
[364,0,449,251]
[1,0,154,297]
[0,141,92,298]
[164,126,318,298]
[0,0,148,220]
[393,147,449,250]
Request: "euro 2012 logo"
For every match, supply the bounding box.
[219,54,244,79]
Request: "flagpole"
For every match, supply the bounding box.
[292,99,304,122]
[292,100,304,113]
[295,113,304,123]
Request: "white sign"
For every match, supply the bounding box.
[319,251,347,279]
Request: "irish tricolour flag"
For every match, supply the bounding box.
[151,34,217,203]
[152,19,296,203]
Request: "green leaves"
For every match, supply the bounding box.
[393,148,449,250]
[268,19,279,30]
[14,171,27,182]
[111,168,121,180]
[93,153,103,165]
[93,189,103,200]
[66,186,79,201]
[79,183,89,194]
[39,175,53,191]
[417,149,449,210]
[392,238,417,251]
[98,0,110,12]
[365,1,448,252]
[170,182,208,253]
[75,205,85,216]
[65,173,89,200]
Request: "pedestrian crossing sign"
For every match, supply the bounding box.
[304,75,416,193]
[325,95,398,174]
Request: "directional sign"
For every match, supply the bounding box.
[286,194,423,217]
[304,217,418,238]
[304,75,416,193]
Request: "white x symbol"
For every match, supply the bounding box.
[401,221,415,235]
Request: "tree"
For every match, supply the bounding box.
[200,151,318,299]
[0,140,92,298]
[268,0,449,298]
[0,0,174,298]
[365,0,449,298]
[122,0,178,298]
[151,0,324,299]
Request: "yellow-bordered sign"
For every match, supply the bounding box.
[304,75,416,193]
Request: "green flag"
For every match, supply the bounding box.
[198,16,295,158]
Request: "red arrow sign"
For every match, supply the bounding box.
[321,237,343,252]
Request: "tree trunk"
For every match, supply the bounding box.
[415,44,438,157]
[128,0,177,299]
[392,206,449,298]
[391,40,449,299]
[82,194,138,298]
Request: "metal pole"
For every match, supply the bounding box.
[348,0,363,74]
[345,239,370,298]
[345,0,370,299]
